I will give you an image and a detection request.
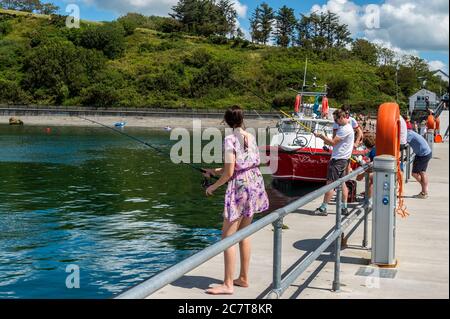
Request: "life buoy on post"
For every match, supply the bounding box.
[376,103,400,158]
[294,94,301,114]
[376,102,409,218]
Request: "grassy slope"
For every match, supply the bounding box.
[0,9,395,111]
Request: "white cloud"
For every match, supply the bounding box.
[309,0,449,52]
[309,0,449,71]
[231,0,247,18]
[80,0,247,18]
[428,60,448,73]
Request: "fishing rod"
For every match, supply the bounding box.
[76,116,218,186]
[229,77,281,118]
[230,77,330,135]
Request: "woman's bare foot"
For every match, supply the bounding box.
[233,278,249,288]
[205,285,234,295]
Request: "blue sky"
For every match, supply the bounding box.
[50,0,448,72]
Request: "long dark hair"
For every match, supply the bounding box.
[224,105,244,129]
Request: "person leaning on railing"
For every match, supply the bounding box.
[313,109,355,216]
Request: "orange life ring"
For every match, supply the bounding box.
[376,102,409,218]
[376,103,400,158]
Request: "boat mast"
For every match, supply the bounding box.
[302,57,308,94]
[300,57,308,112]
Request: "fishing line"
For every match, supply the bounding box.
[76,116,218,185]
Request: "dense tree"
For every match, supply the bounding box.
[249,5,262,43]
[0,0,59,14]
[376,65,397,96]
[259,3,274,45]
[216,0,237,37]
[377,46,396,66]
[274,6,296,48]
[76,23,126,59]
[170,0,237,37]
[327,76,351,101]
[352,39,378,66]
[296,11,351,51]
[22,39,105,103]
[249,2,274,45]
[398,65,419,97]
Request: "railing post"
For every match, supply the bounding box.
[363,170,370,248]
[270,217,283,299]
[332,184,342,292]
[405,145,410,184]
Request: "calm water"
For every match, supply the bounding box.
[0,124,319,299]
[0,124,237,299]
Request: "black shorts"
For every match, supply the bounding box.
[412,153,432,174]
[327,159,349,182]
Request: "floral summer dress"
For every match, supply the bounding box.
[223,132,269,223]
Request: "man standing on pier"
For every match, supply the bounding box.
[314,109,355,216]
[407,130,432,199]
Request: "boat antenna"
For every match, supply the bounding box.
[302,57,308,93]
[76,116,218,182]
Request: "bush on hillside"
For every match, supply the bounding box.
[0,20,12,36]
[118,13,147,36]
[77,22,126,59]
[190,60,232,97]
[183,48,212,68]
[0,78,30,104]
[80,83,120,108]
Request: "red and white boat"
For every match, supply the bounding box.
[265,114,365,184]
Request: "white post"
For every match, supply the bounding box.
[372,155,397,266]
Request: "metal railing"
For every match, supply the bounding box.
[0,105,280,119]
[115,164,372,299]
[404,144,415,183]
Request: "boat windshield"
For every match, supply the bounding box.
[279,121,298,132]
[279,120,314,134]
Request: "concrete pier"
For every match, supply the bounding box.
[149,141,449,299]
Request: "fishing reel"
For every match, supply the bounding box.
[200,169,218,189]
[201,176,215,189]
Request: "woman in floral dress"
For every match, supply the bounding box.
[203,105,269,295]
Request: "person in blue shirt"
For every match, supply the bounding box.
[407,130,432,199]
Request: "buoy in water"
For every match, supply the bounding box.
[9,117,24,125]
[115,122,126,128]
[45,127,52,134]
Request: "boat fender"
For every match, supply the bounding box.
[294,94,301,113]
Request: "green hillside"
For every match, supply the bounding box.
[0,8,446,113]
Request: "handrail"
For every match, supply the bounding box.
[115,164,372,299]
[404,144,415,183]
